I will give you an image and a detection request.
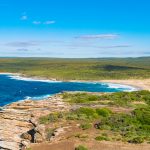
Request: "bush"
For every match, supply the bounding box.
[80,123,92,130]
[66,107,111,121]
[76,107,99,120]
[95,135,110,141]
[99,90,150,107]
[133,107,150,125]
[39,112,63,124]
[46,128,55,141]
[63,93,100,104]
[96,108,112,117]
[75,145,88,150]
[128,136,144,144]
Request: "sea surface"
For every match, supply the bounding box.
[0,74,137,106]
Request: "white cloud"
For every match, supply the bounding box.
[76,34,119,39]
[20,15,28,20]
[44,20,56,24]
[97,45,132,49]
[6,41,39,47]
[33,20,56,25]
[33,21,41,25]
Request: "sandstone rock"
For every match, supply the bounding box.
[21,140,30,149]
[21,133,32,141]
[0,94,70,149]
[34,132,43,143]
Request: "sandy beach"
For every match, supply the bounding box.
[101,79,150,91]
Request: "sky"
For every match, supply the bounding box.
[0,0,150,58]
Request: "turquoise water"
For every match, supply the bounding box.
[0,74,136,106]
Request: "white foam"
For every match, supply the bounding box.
[24,94,52,101]
[104,83,138,92]
[8,74,62,83]
[0,73,138,92]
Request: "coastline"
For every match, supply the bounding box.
[100,79,150,91]
[0,72,141,107]
[9,73,149,91]
[0,72,149,108]
[0,72,141,90]
[0,72,146,108]
[0,73,150,149]
[0,94,70,150]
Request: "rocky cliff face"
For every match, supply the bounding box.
[0,95,69,150]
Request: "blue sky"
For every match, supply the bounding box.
[0,0,150,58]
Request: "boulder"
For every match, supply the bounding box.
[21,140,30,149]
[34,132,43,143]
[21,132,32,141]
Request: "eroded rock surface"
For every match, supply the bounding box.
[0,95,69,150]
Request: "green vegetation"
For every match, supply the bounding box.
[39,91,150,144]
[99,90,150,107]
[39,107,112,124]
[96,107,150,143]
[95,135,110,141]
[63,90,150,107]
[96,108,112,117]
[63,92,100,104]
[66,107,112,121]
[75,145,88,150]
[74,133,89,139]
[80,123,92,130]
[39,112,63,124]
[0,57,150,80]
[46,128,56,141]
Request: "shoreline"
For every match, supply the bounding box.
[0,72,148,107]
[0,72,142,89]
[1,72,150,107]
[0,73,150,149]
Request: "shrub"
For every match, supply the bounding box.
[96,108,112,117]
[128,136,144,144]
[63,93,100,104]
[39,112,63,124]
[76,107,99,119]
[75,145,88,150]
[95,135,110,141]
[46,128,55,141]
[133,107,150,125]
[80,123,92,130]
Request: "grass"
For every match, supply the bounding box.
[96,107,150,143]
[39,107,111,124]
[46,128,56,141]
[95,135,110,141]
[80,123,92,130]
[39,112,63,124]
[100,90,150,107]
[64,91,150,143]
[0,57,150,80]
[63,92,101,104]
[63,90,150,107]
[39,91,150,144]
[75,145,88,150]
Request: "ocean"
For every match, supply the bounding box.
[0,74,136,106]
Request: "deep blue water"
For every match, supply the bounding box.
[0,74,136,106]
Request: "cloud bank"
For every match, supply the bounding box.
[76,34,119,39]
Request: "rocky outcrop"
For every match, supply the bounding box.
[0,95,70,150]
